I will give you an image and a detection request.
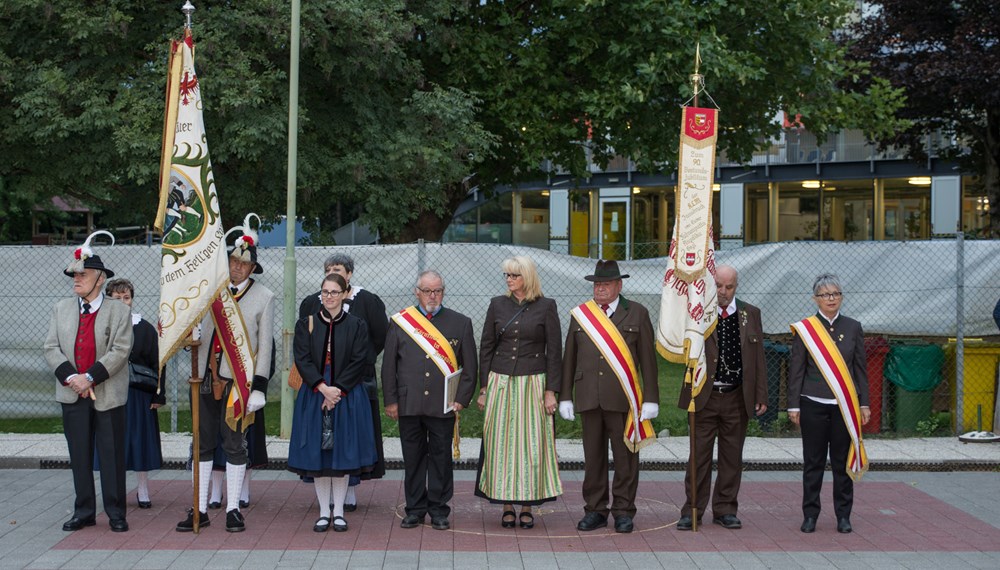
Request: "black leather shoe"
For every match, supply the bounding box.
[400,514,424,529]
[431,516,450,530]
[713,514,742,529]
[62,516,96,532]
[344,502,357,513]
[313,516,330,533]
[176,509,209,532]
[137,494,152,509]
[239,500,250,509]
[208,501,222,510]
[225,509,245,533]
[576,512,608,531]
[676,515,693,531]
[109,518,129,533]
[614,515,634,533]
[837,517,852,533]
[801,517,817,533]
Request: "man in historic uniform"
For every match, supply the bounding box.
[559,260,659,533]
[676,265,767,531]
[44,232,132,533]
[382,270,477,531]
[176,224,274,533]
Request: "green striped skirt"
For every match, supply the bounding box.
[476,371,562,503]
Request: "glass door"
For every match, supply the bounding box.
[599,197,630,260]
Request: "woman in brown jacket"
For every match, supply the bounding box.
[474,255,563,529]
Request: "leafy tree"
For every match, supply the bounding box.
[0,1,903,244]
[846,0,1000,237]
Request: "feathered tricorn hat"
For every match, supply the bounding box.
[64,230,116,278]
[224,213,263,274]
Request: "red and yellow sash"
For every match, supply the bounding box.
[571,300,656,452]
[390,306,459,376]
[391,306,463,458]
[210,287,256,432]
[790,316,868,481]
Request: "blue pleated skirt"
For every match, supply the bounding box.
[96,386,163,472]
[287,372,378,477]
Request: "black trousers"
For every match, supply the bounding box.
[398,415,454,519]
[61,398,127,521]
[198,382,248,464]
[682,389,749,518]
[800,397,853,520]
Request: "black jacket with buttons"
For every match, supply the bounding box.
[381,306,478,418]
[479,295,562,392]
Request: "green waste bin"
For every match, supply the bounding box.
[884,344,944,433]
[762,340,789,428]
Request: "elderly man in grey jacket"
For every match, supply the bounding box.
[44,235,133,533]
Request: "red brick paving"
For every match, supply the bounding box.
[54,479,1000,552]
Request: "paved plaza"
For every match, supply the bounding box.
[0,435,998,568]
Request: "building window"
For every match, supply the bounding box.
[884,177,930,240]
[778,181,820,241]
[745,183,769,244]
[632,186,674,259]
[822,179,874,241]
[513,191,550,248]
[962,176,991,238]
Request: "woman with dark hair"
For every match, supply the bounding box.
[288,273,378,533]
[788,273,871,535]
[104,278,164,508]
[474,255,563,529]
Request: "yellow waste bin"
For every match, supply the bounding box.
[944,341,1000,432]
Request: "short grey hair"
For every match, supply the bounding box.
[416,270,444,289]
[323,253,355,274]
[812,273,842,295]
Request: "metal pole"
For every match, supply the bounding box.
[280,0,302,439]
[417,238,426,274]
[955,226,965,432]
[687,44,702,533]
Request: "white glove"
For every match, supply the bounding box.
[247,390,266,413]
[558,400,575,421]
[639,402,659,421]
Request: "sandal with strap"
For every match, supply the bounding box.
[519,511,534,529]
[501,510,516,528]
[313,516,331,533]
[332,515,348,532]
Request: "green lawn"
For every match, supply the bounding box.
[0,356,690,438]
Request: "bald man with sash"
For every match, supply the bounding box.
[559,260,659,534]
[382,270,477,531]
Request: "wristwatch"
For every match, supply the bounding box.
[85,373,94,383]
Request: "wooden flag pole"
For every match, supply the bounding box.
[188,340,202,533]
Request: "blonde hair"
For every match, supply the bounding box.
[502,256,542,302]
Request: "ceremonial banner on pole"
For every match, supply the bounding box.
[656,106,719,412]
[156,28,230,368]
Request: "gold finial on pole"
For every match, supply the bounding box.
[690,43,704,107]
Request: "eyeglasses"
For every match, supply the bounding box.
[417,288,444,295]
[320,290,344,297]
[814,292,843,300]
[503,273,522,279]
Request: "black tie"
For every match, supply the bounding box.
[82,303,91,315]
[230,287,238,296]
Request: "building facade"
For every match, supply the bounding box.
[444,127,993,259]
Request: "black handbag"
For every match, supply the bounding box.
[321,410,335,450]
[128,361,160,394]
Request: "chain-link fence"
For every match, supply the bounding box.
[9,238,1000,437]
